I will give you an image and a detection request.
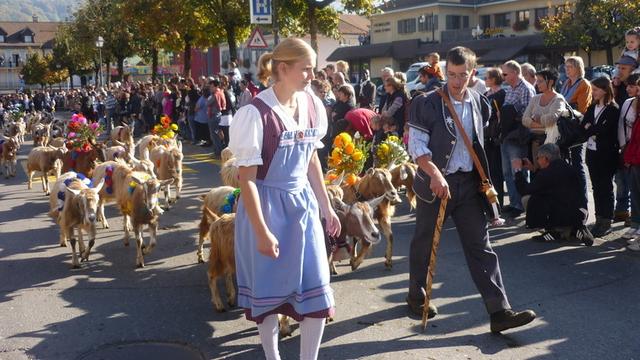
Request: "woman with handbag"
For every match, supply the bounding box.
[484,68,506,207]
[582,77,620,237]
[522,69,565,162]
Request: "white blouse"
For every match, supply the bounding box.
[229,87,328,167]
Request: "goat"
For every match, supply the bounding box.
[203,209,237,312]
[48,137,66,149]
[149,141,183,209]
[48,172,104,268]
[196,185,237,263]
[32,123,51,147]
[61,141,107,178]
[0,137,19,178]
[341,168,402,270]
[27,146,67,195]
[92,159,157,229]
[390,162,417,210]
[104,145,132,162]
[114,170,173,268]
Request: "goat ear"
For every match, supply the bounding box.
[203,207,219,222]
[399,165,409,180]
[368,195,385,210]
[93,179,105,193]
[66,186,81,196]
[366,168,375,176]
[177,140,182,152]
[331,197,348,213]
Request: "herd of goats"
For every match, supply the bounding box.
[1,111,420,333]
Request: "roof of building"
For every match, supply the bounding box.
[376,0,518,12]
[0,21,62,45]
[339,14,370,35]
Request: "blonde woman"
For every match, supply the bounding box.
[229,38,340,360]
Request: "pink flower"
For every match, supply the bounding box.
[78,117,87,125]
[68,132,76,138]
[90,122,99,130]
[71,114,79,121]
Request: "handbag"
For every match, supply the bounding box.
[436,89,501,220]
[555,99,586,150]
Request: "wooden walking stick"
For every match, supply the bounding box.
[422,196,449,331]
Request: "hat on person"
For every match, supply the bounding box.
[616,56,638,67]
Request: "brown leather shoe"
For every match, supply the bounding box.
[614,211,630,223]
[406,296,437,319]
[490,309,536,333]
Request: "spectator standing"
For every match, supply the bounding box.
[104,90,117,135]
[207,78,226,157]
[582,77,620,237]
[377,67,394,113]
[500,60,536,217]
[484,68,506,207]
[521,63,537,87]
[614,56,638,106]
[560,56,592,214]
[354,69,376,109]
[468,70,488,94]
[193,87,211,146]
[618,74,640,240]
[220,76,236,148]
[237,80,254,108]
[381,76,408,138]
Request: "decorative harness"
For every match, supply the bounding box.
[220,188,241,214]
[56,172,93,211]
[104,165,114,194]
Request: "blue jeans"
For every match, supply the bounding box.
[616,167,640,224]
[501,142,528,211]
[569,144,588,209]
[207,113,224,155]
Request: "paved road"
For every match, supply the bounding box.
[1,131,639,359]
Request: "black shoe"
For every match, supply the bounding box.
[591,221,612,238]
[531,231,558,243]
[406,296,437,319]
[490,309,536,333]
[575,226,595,246]
[503,206,523,218]
[613,211,630,223]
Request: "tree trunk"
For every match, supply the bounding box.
[183,38,192,78]
[117,56,125,81]
[226,25,238,64]
[308,4,319,68]
[606,46,614,66]
[151,47,158,83]
[69,71,74,89]
[106,57,112,86]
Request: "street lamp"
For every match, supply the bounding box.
[95,36,104,87]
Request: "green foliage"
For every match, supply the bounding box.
[21,52,49,86]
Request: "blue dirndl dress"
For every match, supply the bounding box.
[233,90,334,323]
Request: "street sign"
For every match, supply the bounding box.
[247,27,269,49]
[250,0,272,24]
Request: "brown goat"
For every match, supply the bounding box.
[111,125,134,156]
[113,170,173,268]
[48,137,66,149]
[149,141,183,209]
[61,142,107,178]
[48,172,104,268]
[341,168,402,270]
[32,123,51,147]
[390,162,417,209]
[27,146,67,195]
[203,209,237,312]
[196,185,236,263]
[0,137,19,178]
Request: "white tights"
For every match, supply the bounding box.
[256,315,326,360]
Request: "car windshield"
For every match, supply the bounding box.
[406,69,419,83]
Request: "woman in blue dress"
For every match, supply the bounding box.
[229,38,341,360]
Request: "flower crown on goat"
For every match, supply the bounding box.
[153,115,179,139]
[326,132,370,186]
[65,114,103,153]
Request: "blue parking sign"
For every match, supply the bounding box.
[250,0,272,24]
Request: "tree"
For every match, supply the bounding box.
[21,52,50,87]
[542,0,640,65]
[197,0,251,63]
[51,24,93,88]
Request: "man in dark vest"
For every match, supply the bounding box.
[406,46,536,333]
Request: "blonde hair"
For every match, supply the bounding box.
[336,60,349,77]
[393,71,407,84]
[385,76,404,92]
[257,38,316,84]
[565,56,586,78]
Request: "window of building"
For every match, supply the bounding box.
[418,14,438,32]
[516,10,530,23]
[494,13,511,28]
[24,35,32,43]
[397,18,416,34]
[0,35,4,43]
[534,8,548,29]
[463,16,469,29]
[446,15,460,30]
[480,15,491,29]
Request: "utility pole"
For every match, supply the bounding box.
[272,0,279,46]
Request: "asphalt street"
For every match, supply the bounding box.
[1,126,640,360]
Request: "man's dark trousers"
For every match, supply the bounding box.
[409,171,511,314]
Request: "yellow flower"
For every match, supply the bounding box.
[388,135,400,143]
[166,130,175,138]
[379,143,390,154]
[339,133,352,147]
[326,173,339,181]
[333,135,344,148]
[170,123,178,131]
[344,142,355,155]
[352,150,363,161]
[331,147,342,160]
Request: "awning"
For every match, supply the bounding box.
[326,43,392,61]
[478,42,528,64]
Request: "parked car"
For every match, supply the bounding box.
[586,65,615,80]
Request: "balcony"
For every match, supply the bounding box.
[440,29,473,43]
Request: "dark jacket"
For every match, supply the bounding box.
[582,102,620,155]
[409,85,491,204]
[516,159,585,228]
[485,89,506,144]
[355,80,376,109]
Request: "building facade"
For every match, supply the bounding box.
[328,0,609,79]
[0,18,61,92]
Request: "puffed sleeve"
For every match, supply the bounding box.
[229,104,263,167]
[310,92,328,149]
